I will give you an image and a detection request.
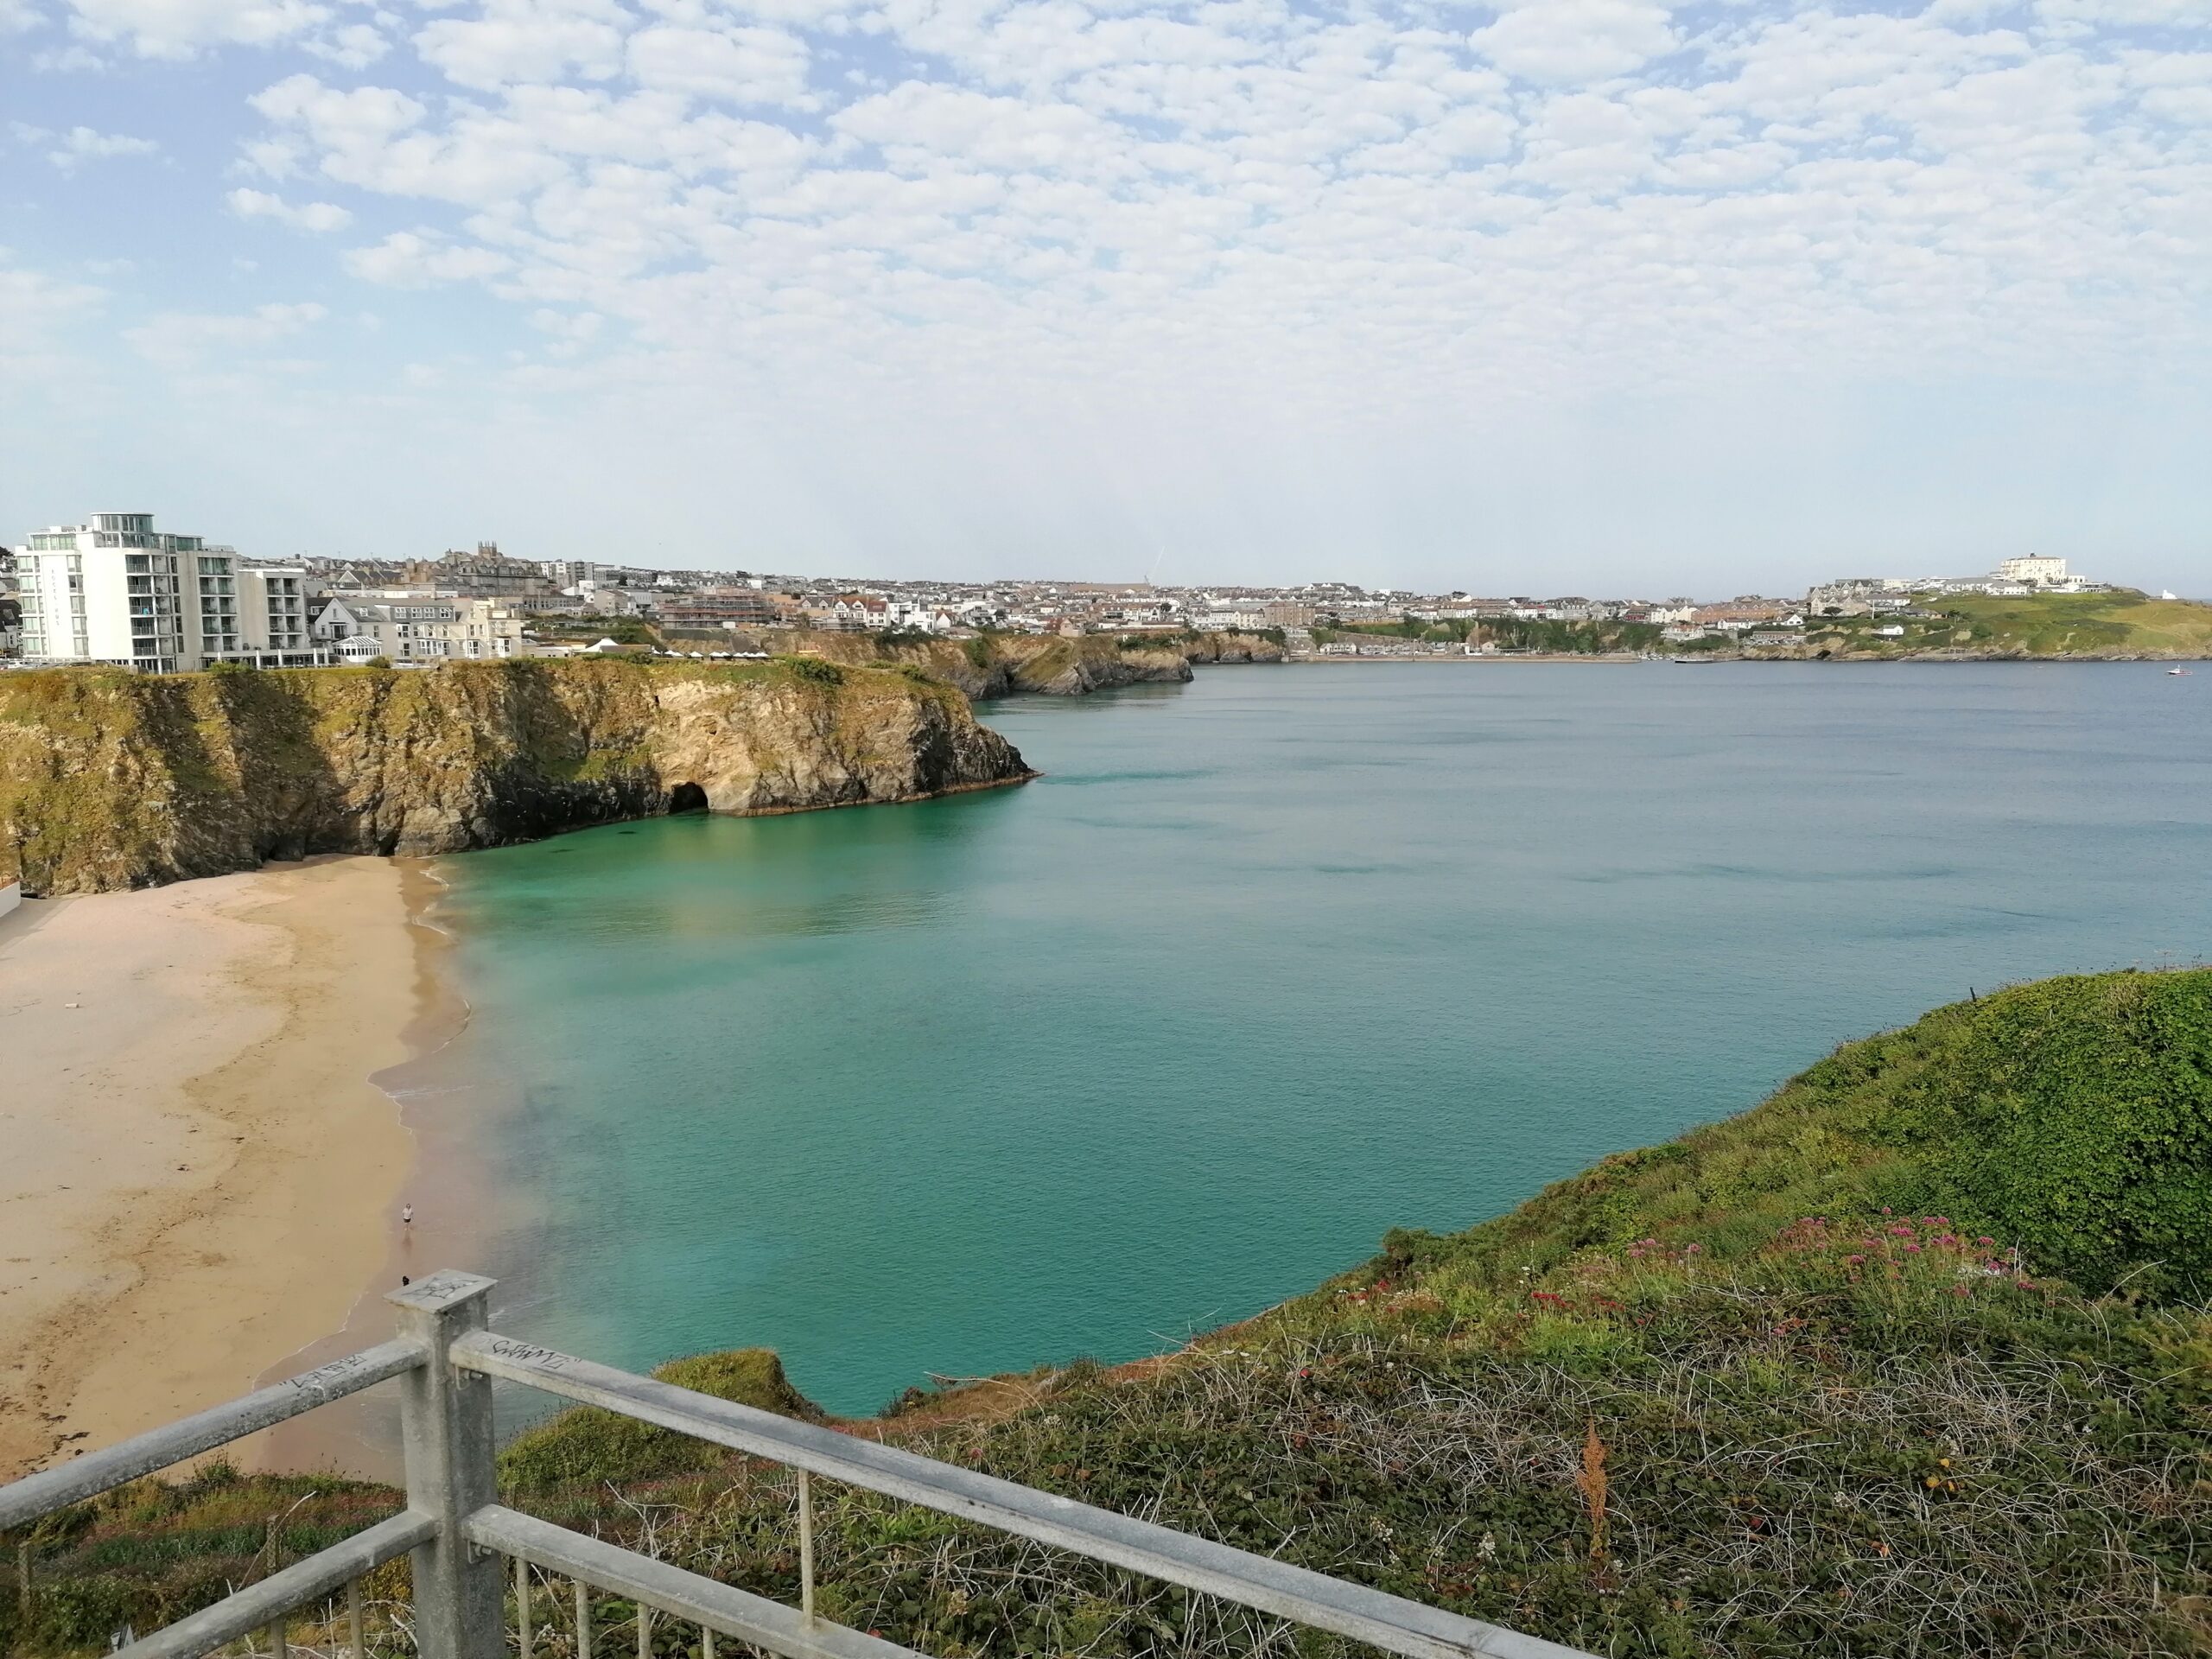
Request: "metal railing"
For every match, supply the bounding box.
[2,1270,1592,1659]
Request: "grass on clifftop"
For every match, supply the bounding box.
[1804,591,2212,658]
[1376,966,2212,1301]
[6,970,2210,1659]
[501,1350,825,1495]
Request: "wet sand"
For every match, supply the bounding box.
[253,863,525,1480]
[0,858,421,1480]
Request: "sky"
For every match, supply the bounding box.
[2,0,2209,594]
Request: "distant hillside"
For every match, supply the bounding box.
[1725,589,2212,661]
[12,969,2209,1658]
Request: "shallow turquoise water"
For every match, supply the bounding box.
[431,662,2212,1414]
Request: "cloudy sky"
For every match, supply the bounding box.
[3,0,2208,591]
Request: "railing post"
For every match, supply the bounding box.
[795,1472,815,1623]
[389,1272,503,1659]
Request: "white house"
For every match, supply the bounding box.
[314,594,528,662]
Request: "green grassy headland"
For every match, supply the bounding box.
[7,969,2210,1657]
[1783,590,2212,660]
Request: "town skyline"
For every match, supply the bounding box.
[6,508,2201,610]
[7,510,2160,673]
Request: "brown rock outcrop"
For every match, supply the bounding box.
[0,658,1032,895]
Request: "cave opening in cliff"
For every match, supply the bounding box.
[667,782,709,814]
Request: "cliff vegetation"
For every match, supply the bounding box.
[0,658,1031,896]
[785,628,1286,697]
[1313,617,1668,655]
[9,970,2211,1658]
[1695,591,2212,662]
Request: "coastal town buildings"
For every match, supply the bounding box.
[1997,556,2070,588]
[1803,560,2099,613]
[656,589,781,630]
[312,595,529,662]
[13,513,331,671]
[0,511,2152,674]
[399,543,550,597]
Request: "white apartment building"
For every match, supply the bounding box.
[1997,556,2069,588]
[16,512,329,671]
[314,594,530,662]
[541,560,600,590]
[242,565,315,657]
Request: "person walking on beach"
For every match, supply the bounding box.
[401,1203,413,1227]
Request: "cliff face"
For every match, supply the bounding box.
[787,630,1283,697]
[1177,632,1288,665]
[0,658,1032,895]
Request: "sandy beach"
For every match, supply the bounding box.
[0,857,420,1480]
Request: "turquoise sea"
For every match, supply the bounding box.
[425,662,2212,1416]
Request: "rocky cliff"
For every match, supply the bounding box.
[0,658,1032,895]
[785,630,1285,697]
[1176,632,1288,665]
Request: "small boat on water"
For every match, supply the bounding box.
[2171,667,2193,676]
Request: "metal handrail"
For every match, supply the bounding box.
[0,1339,425,1531]
[468,1506,917,1659]
[112,1513,435,1659]
[453,1332,1585,1659]
[0,1270,1595,1659]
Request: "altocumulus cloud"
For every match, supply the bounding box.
[3,0,2210,579]
[220,0,2211,396]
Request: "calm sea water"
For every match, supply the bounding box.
[427,662,2212,1415]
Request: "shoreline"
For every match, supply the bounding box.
[250,858,517,1480]
[0,857,421,1480]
